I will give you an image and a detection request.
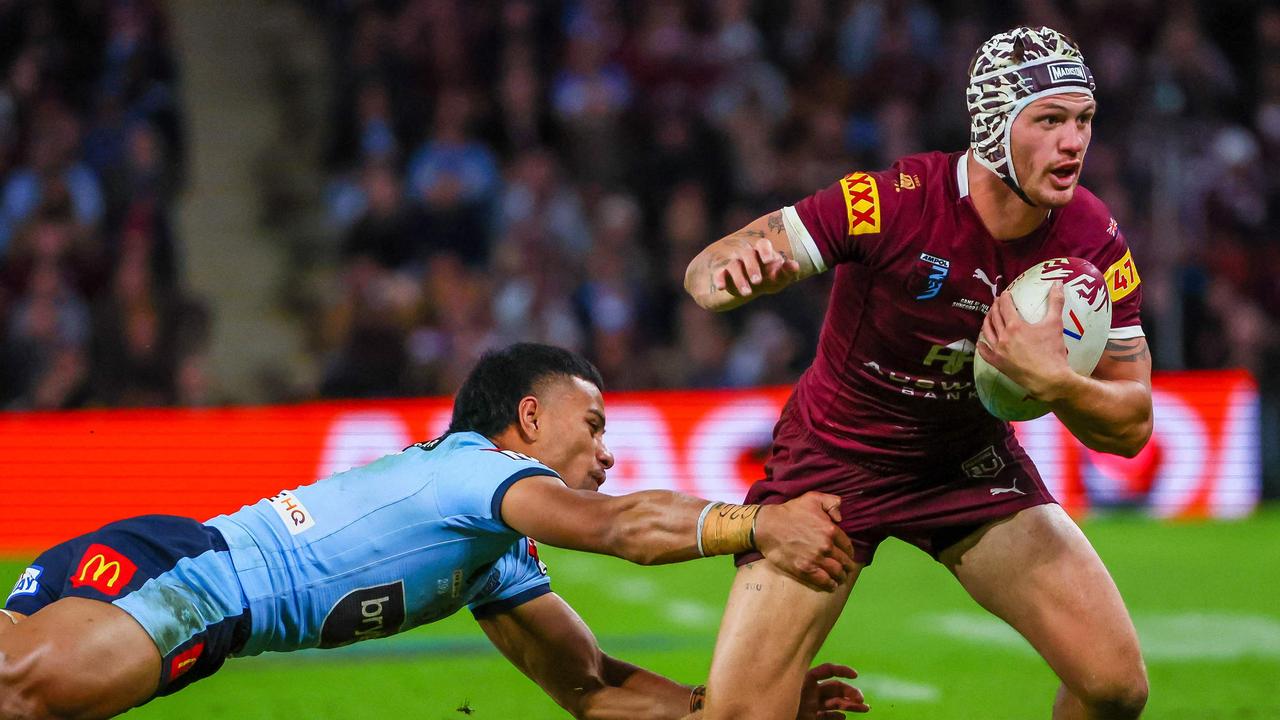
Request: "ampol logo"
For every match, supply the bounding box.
[912,253,951,300]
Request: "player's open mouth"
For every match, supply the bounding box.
[589,471,606,488]
[1048,163,1079,188]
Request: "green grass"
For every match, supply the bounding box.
[3,509,1278,718]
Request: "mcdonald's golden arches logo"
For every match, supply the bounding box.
[70,543,138,596]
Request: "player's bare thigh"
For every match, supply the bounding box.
[941,504,1147,710]
[703,559,862,720]
[0,597,161,720]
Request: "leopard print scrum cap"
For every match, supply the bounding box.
[966,26,1095,204]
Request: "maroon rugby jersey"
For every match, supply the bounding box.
[780,151,1144,466]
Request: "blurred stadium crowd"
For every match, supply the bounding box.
[0,1,210,409]
[0,1,1276,418]
[302,0,1280,401]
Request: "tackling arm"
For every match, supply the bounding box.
[500,476,854,591]
[477,593,695,720]
[683,211,816,311]
[477,594,868,720]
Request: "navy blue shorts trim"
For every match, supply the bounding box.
[471,583,553,619]
[3,514,251,700]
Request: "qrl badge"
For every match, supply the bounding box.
[962,446,1006,480]
[70,544,138,597]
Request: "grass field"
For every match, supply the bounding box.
[3,508,1278,719]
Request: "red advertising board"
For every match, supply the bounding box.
[0,371,1260,553]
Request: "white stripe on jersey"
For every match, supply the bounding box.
[782,205,827,276]
[1108,325,1146,340]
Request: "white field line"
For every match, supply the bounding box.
[550,554,942,703]
[854,674,942,703]
[926,611,1280,662]
[548,553,720,629]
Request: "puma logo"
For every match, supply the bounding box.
[973,269,1002,300]
[989,477,1026,496]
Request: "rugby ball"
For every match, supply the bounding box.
[974,257,1112,421]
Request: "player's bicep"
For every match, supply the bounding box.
[476,592,606,715]
[499,475,614,554]
[1093,336,1152,388]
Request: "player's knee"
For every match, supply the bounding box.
[1077,666,1149,719]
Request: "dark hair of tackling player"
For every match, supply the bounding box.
[447,343,605,438]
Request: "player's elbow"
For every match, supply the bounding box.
[1115,402,1154,458]
[1120,416,1153,458]
[0,668,55,720]
[1087,414,1152,458]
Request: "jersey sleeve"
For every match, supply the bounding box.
[469,537,553,619]
[1094,222,1144,339]
[434,446,561,534]
[786,168,904,269]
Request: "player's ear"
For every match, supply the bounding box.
[516,394,541,442]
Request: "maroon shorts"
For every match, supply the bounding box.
[738,412,1055,567]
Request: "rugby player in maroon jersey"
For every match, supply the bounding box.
[684,27,1152,720]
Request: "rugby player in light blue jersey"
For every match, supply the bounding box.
[0,343,867,719]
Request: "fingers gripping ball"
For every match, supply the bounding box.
[974,257,1112,421]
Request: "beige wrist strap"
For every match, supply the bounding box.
[697,502,760,556]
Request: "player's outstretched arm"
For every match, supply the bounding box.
[477,593,869,719]
[978,282,1153,456]
[684,211,811,312]
[500,477,855,591]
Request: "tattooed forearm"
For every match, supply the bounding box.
[1104,338,1150,363]
[767,211,784,234]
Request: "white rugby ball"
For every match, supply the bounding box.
[974,257,1112,421]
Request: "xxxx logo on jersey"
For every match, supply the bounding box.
[839,172,881,235]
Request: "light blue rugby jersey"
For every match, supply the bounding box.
[204,431,557,656]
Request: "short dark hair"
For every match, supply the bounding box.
[447,343,604,437]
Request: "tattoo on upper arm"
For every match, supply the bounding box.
[1104,338,1150,363]
[767,212,784,234]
